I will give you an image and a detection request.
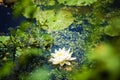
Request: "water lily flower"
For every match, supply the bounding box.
[49,47,76,66]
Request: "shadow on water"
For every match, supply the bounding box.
[0,5,26,35]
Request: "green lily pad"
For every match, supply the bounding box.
[36,9,74,32]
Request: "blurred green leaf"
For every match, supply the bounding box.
[0,36,10,43]
[0,62,13,79]
[86,43,120,79]
[35,0,55,6]
[16,48,42,56]
[26,67,50,80]
[23,5,38,18]
[104,17,120,36]
[68,69,92,80]
[16,29,27,38]
[57,0,97,6]
[18,21,32,32]
[13,0,37,18]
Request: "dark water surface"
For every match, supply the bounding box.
[0,5,25,34]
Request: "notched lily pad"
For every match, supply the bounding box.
[36,9,74,32]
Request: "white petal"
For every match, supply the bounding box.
[70,57,76,60]
[62,47,65,51]
[55,49,58,53]
[49,47,76,66]
[58,48,62,51]
[49,58,54,62]
[53,61,59,64]
[51,53,55,57]
[67,48,70,53]
[65,62,71,65]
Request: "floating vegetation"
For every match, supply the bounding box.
[57,0,98,6]
[36,9,74,32]
[0,0,120,80]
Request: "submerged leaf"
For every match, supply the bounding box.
[26,67,50,80]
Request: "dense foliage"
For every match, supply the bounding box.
[0,0,120,80]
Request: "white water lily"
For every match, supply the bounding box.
[49,47,76,66]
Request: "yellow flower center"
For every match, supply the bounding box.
[57,52,63,57]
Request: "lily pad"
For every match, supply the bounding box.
[36,9,74,32]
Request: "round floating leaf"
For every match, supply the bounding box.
[36,9,74,32]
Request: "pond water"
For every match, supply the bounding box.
[0,1,120,80]
[0,5,25,34]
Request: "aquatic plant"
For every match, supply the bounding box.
[57,0,98,6]
[0,0,120,80]
[49,47,76,66]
